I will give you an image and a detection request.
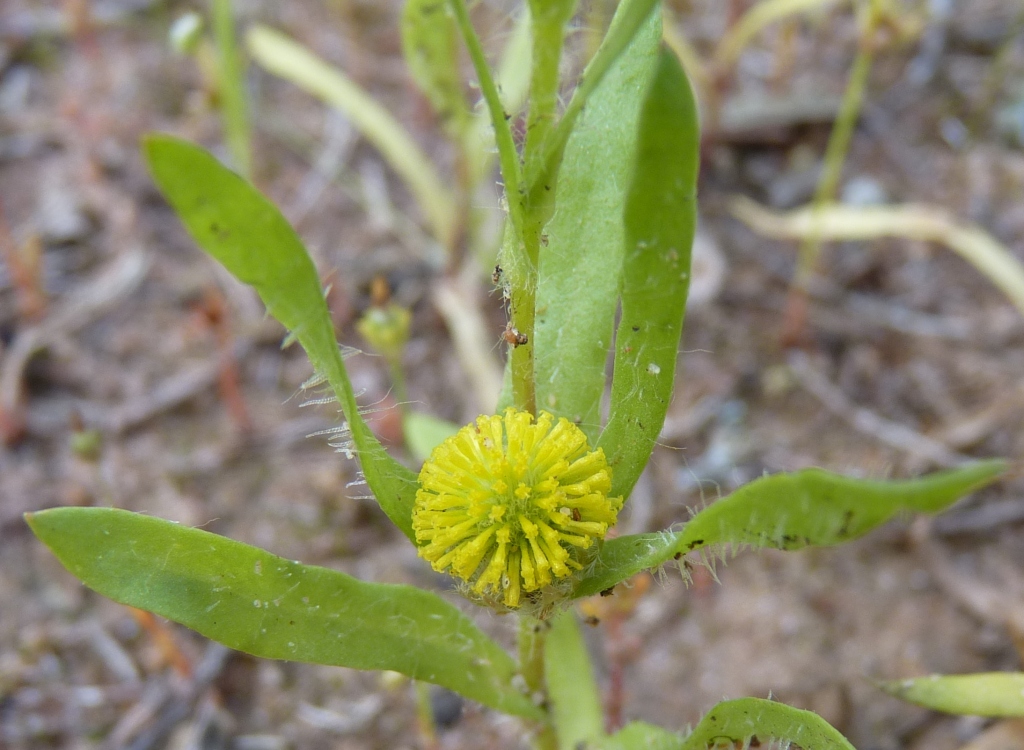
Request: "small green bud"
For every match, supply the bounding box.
[357,303,411,362]
[70,429,102,462]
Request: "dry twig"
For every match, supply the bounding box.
[910,518,1024,640]
[787,350,970,468]
[116,643,231,750]
[0,249,149,441]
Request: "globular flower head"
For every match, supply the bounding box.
[413,408,623,610]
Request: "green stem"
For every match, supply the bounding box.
[524,0,659,194]
[448,0,524,239]
[450,0,540,407]
[792,0,878,292]
[414,681,438,747]
[519,615,556,750]
[523,0,577,178]
[212,0,251,178]
[510,284,537,415]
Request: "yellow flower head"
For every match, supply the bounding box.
[413,408,623,609]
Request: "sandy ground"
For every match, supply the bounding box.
[1,1,1023,748]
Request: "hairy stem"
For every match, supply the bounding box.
[510,283,537,415]
[523,0,577,177]
[448,0,524,239]
[524,0,659,194]
[519,615,556,750]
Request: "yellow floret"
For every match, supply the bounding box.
[412,408,623,609]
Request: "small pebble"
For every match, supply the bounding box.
[430,686,463,729]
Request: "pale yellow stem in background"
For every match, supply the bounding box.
[731,197,1024,320]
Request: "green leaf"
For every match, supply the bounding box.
[27,508,542,719]
[600,699,856,750]
[523,0,579,177]
[496,354,514,413]
[545,611,604,749]
[713,0,844,70]
[526,0,662,196]
[403,411,460,463]
[596,47,699,499]
[143,135,419,542]
[601,722,683,750]
[880,673,1024,717]
[680,698,855,750]
[533,7,661,442]
[246,26,457,250]
[574,460,1005,599]
[401,0,469,138]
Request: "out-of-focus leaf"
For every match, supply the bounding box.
[533,8,660,442]
[404,411,460,463]
[600,722,682,750]
[169,12,204,55]
[212,0,251,178]
[26,508,542,719]
[401,0,469,138]
[881,673,1024,717]
[545,611,603,749]
[596,47,699,499]
[713,0,846,69]
[574,461,1005,599]
[143,135,419,541]
[246,26,457,250]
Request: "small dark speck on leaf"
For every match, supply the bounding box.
[599,586,615,597]
[631,325,639,332]
[838,510,854,537]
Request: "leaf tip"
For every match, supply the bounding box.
[963,457,1009,487]
[23,507,59,551]
[140,131,167,160]
[23,508,47,533]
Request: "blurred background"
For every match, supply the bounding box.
[1,1,1023,748]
